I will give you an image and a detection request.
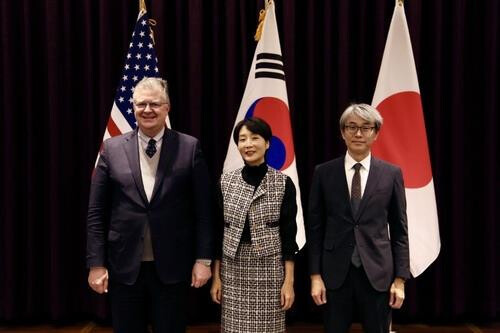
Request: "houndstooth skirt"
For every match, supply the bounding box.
[221,242,285,333]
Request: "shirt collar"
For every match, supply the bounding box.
[345,151,371,171]
[138,127,165,143]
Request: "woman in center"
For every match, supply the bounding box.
[211,117,298,333]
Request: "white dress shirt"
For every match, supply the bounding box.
[344,151,371,198]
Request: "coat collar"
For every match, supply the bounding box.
[338,155,383,222]
[236,167,270,201]
[123,129,148,206]
[150,127,177,203]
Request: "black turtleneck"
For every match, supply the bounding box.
[215,162,298,260]
[241,161,269,187]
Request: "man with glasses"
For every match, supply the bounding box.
[307,103,410,333]
[87,77,213,332]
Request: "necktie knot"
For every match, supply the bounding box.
[146,138,157,158]
[353,163,362,172]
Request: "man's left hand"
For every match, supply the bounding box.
[191,262,212,288]
[389,277,405,309]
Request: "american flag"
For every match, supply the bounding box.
[100,10,165,144]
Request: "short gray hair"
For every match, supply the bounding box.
[133,77,170,104]
[339,103,383,132]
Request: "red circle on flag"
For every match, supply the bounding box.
[249,97,295,170]
[372,91,432,188]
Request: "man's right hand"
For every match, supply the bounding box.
[310,274,327,305]
[88,266,108,294]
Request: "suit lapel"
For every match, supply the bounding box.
[354,156,382,221]
[150,128,176,203]
[331,157,353,220]
[338,157,352,209]
[123,129,149,207]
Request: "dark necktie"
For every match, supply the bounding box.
[145,138,157,158]
[351,163,362,212]
[351,163,362,267]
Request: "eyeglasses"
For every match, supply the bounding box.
[134,101,167,111]
[344,125,376,135]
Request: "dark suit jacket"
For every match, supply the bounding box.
[86,128,213,285]
[307,155,410,292]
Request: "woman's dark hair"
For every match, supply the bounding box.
[232,117,272,144]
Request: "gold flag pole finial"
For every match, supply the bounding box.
[138,1,157,46]
[254,0,273,42]
[139,0,147,13]
[254,10,266,41]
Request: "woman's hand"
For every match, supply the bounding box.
[210,276,222,304]
[281,278,295,310]
[210,260,222,304]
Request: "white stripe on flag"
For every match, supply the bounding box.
[110,103,133,134]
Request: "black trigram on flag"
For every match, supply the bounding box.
[255,52,285,81]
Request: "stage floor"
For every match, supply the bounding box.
[1,322,499,333]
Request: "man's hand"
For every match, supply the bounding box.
[310,274,327,305]
[389,277,405,309]
[88,267,108,294]
[210,276,222,304]
[191,262,212,288]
